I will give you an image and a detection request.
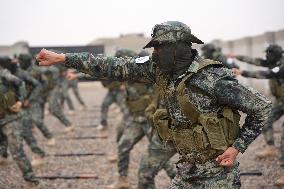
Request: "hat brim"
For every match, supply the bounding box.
[143,33,204,49]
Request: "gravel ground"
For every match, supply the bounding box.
[0,82,283,189]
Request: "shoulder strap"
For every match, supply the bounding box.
[176,59,222,123]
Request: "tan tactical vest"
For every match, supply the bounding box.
[153,59,240,163]
[125,83,152,114]
[0,80,16,116]
[269,79,284,101]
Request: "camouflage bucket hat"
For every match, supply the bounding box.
[143,21,204,49]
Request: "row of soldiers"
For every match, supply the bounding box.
[0,54,86,188]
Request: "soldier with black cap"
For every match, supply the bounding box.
[37,21,271,189]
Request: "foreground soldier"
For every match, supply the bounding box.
[234,44,284,186]
[37,21,271,189]
[0,58,39,188]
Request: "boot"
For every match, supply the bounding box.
[24,179,39,189]
[107,154,118,163]
[79,105,87,111]
[106,176,131,189]
[67,110,76,116]
[97,120,107,131]
[46,138,56,146]
[275,172,284,186]
[64,125,75,133]
[256,145,277,158]
[0,156,8,165]
[31,155,45,167]
[97,124,107,131]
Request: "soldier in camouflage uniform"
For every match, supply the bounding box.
[20,54,56,146]
[98,80,126,130]
[13,54,47,166]
[61,77,76,114]
[0,57,39,188]
[201,43,239,69]
[37,21,271,189]
[45,65,74,132]
[234,44,284,186]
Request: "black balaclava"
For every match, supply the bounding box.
[266,50,282,66]
[18,54,32,70]
[152,42,196,79]
[0,56,18,74]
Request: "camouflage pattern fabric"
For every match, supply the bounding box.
[100,88,126,125]
[14,67,45,157]
[61,77,75,111]
[168,160,240,189]
[69,78,85,106]
[47,85,72,127]
[21,108,45,157]
[0,117,38,184]
[117,114,176,189]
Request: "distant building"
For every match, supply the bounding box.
[89,33,152,55]
[0,41,30,58]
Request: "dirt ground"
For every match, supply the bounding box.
[0,82,283,189]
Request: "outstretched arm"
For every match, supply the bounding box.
[36,49,155,83]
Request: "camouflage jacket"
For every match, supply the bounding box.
[0,67,25,102]
[15,68,42,102]
[64,52,271,153]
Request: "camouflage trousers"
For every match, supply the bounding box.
[263,100,284,164]
[118,115,176,189]
[48,87,71,127]
[30,100,53,139]
[0,114,38,184]
[168,160,241,189]
[21,108,45,157]
[69,79,85,106]
[61,82,75,111]
[100,89,126,124]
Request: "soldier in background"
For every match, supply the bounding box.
[0,57,39,188]
[98,80,126,131]
[234,44,284,186]
[201,43,239,69]
[13,54,46,167]
[37,21,271,189]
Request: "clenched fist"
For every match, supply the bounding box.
[36,49,66,66]
[216,147,239,168]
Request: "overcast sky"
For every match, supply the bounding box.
[1,0,284,46]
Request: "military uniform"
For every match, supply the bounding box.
[0,65,38,185]
[69,78,86,106]
[100,81,126,127]
[40,21,272,189]
[45,66,72,128]
[236,45,284,161]
[14,66,45,157]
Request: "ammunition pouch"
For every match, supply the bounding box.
[269,80,284,101]
[126,95,151,114]
[153,107,240,163]
[0,91,17,115]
